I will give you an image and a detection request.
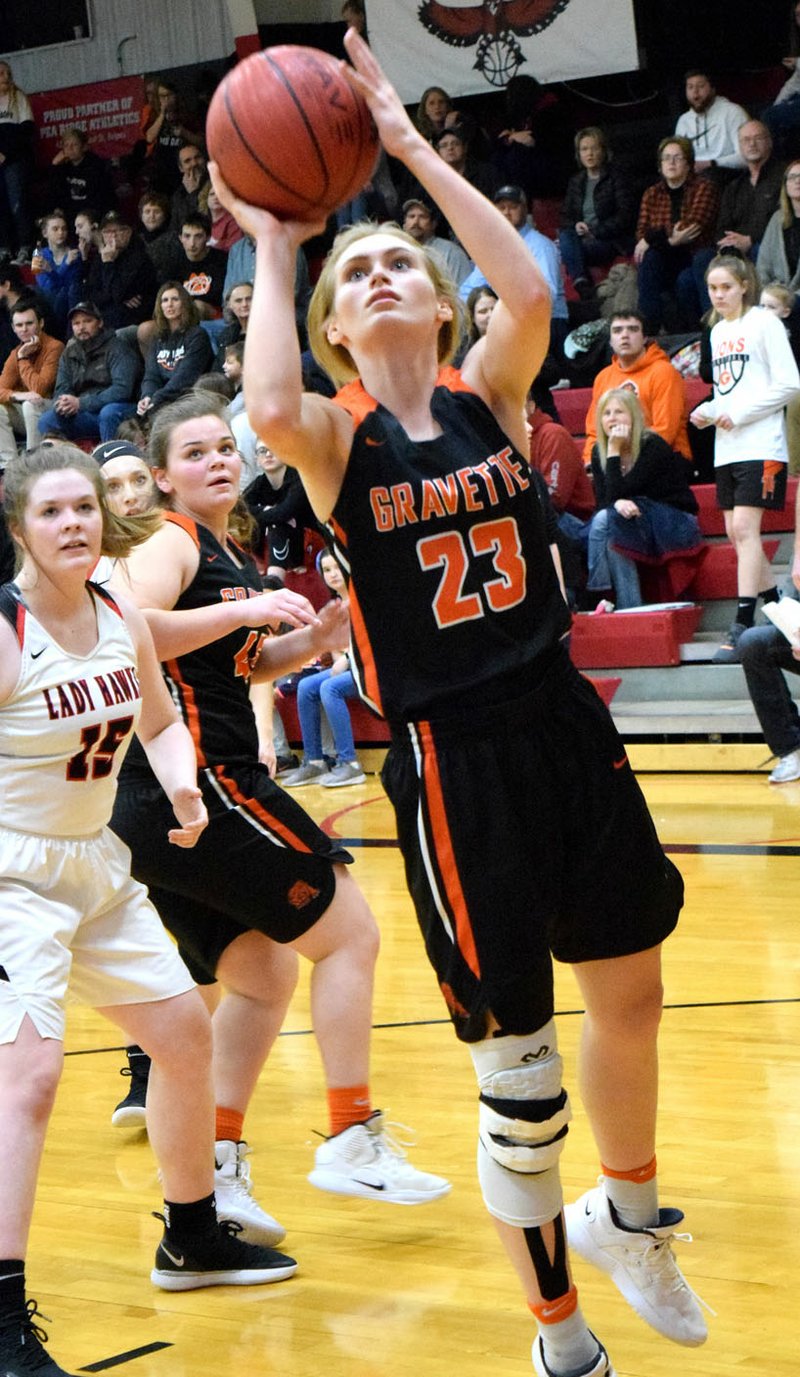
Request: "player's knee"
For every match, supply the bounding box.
[11,1036,63,1123]
[469,1020,571,1227]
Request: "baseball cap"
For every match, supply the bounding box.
[92,440,146,466]
[402,197,435,216]
[493,185,528,205]
[434,124,466,147]
[100,210,131,229]
[68,300,103,320]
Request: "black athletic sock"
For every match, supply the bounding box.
[0,1262,25,1318]
[162,1194,217,1241]
[735,596,757,629]
[760,585,780,605]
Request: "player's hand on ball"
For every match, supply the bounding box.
[168,787,208,847]
[208,162,326,245]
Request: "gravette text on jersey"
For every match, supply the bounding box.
[42,665,141,720]
[368,447,530,534]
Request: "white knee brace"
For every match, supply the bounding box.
[469,1021,571,1228]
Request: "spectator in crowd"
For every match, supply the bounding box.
[762,1,800,157]
[224,234,311,346]
[219,341,246,415]
[0,299,63,462]
[0,61,35,263]
[213,280,251,368]
[161,213,226,318]
[402,196,472,285]
[281,551,367,790]
[739,480,800,782]
[558,127,637,300]
[687,121,784,317]
[493,72,573,200]
[50,127,113,219]
[756,158,800,293]
[414,86,454,144]
[137,191,174,279]
[244,436,319,580]
[464,285,497,348]
[129,282,213,431]
[82,210,157,330]
[0,262,48,360]
[30,210,83,337]
[674,70,748,176]
[527,394,596,528]
[460,185,568,354]
[169,143,209,231]
[201,182,244,252]
[634,137,719,335]
[691,253,800,662]
[582,310,692,463]
[587,388,701,609]
[37,300,140,444]
[143,81,203,192]
[73,207,101,267]
[432,124,498,202]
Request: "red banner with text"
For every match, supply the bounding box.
[30,76,145,166]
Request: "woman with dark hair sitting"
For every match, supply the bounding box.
[558,128,636,301]
[587,388,701,608]
[136,281,213,420]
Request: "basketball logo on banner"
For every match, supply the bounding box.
[419,0,572,85]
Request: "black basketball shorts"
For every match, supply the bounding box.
[715,459,787,511]
[381,650,683,1043]
[111,761,352,983]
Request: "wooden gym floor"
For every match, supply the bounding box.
[37,770,800,1376]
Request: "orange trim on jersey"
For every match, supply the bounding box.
[332,367,476,427]
[164,510,201,549]
[436,364,476,395]
[332,379,380,427]
[418,722,481,980]
[165,658,207,768]
[212,765,313,852]
[329,515,348,551]
[347,579,383,716]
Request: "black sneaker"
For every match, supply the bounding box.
[275,752,299,776]
[0,1299,76,1375]
[151,1216,298,1291]
[111,1046,150,1128]
[712,621,747,664]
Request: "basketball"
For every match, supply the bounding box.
[206,46,379,221]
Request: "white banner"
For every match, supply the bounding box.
[367,0,639,102]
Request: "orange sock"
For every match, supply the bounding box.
[327,1085,371,1137]
[601,1155,657,1183]
[529,1285,578,1325]
[215,1106,245,1143]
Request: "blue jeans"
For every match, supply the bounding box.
[558,227,619,284]
[587,506,642,607]
[297,667,358,763]
[38,403,136,444]
[587,500,701,609]
[739,623,800,758]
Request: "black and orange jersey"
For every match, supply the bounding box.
[329,370,571,723]
[124,512,266,777]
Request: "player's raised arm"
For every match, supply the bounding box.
[341,28,550,404]
[208,165,354,521]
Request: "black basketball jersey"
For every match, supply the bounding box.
[329,370,572,723]
[127,512,267,774]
